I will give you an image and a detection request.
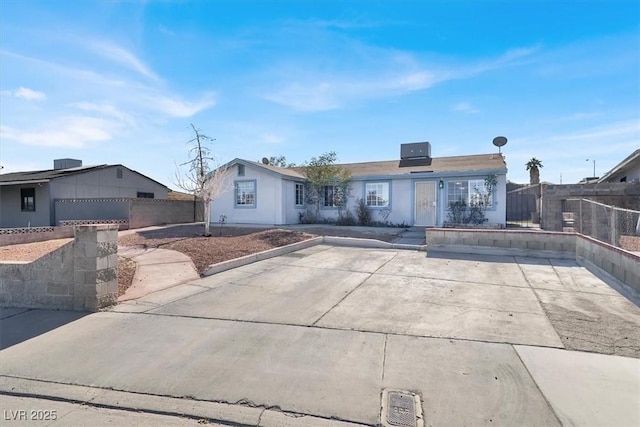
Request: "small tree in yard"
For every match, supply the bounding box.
[174,124,231,237]
[302,151,351,221]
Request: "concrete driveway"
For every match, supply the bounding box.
[1,245,639,426]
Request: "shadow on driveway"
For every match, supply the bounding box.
[0,308,88,350]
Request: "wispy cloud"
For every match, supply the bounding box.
[87,41,161,82]
[452,102,479,113]
[263,45,538,111]
[549,119,639,142]
[145,94,216,118]
[71,102,134,124]
[14,86,46,101]
[0,116,117,148]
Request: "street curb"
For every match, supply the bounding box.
[0,376,366,427]
[202,236,426,277]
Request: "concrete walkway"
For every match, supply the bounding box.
[117,246,199,302]
[391,226,426,245]
[2,245,639,426]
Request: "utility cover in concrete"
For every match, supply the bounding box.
[387,391,416,427]
[382,389,423,427]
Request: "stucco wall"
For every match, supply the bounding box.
[283,179,305,224]
[0,183,51,228]
[210,164,284,224]
[50,166,168,199]
[319,174,506,227]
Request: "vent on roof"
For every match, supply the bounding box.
[400,142,431,167]
[54,158,82,170]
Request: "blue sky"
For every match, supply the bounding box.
[1,0,638,186]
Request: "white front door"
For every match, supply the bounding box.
[415,181,437,226]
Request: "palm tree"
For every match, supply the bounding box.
[526,158,543,184]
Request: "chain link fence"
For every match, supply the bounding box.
[562,198,640,251]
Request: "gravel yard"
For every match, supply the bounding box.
[119,226,317,274]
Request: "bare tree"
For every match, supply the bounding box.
[174,123,231,236]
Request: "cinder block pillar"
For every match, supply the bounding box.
[73,224,119,310]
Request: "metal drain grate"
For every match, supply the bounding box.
[387,391,416,427]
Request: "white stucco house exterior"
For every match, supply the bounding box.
[210,143,508,227]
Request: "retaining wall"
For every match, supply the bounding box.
[0,224,119,311]
[0,226,75,246]
[426,228,640,295]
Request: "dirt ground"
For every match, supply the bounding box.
[119,226,318,274]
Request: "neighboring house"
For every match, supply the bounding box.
[0,159,168,228]
[597,149,640,184]
[210,142,507,227]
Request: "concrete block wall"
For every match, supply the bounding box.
[0,224,119,311]
[426,228,576,258]
[129,199,204,229]
[0,226,75,246]
[540,182,640,231]
[576,235,640,294]
[426,228,640,294]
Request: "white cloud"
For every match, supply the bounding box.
[263,45,537,112]
[146,94,217,118]
[71,102,134,124]
[88,41,161,82]
[14,86,46,101]
[550,119,639,142]
[452,102,479,113]
[0,116,117,148]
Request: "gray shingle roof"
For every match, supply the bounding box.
[0,165,109,184]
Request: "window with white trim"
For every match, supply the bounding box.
[295,183,304,206]
[235,181,255,206]
[365,182,389,207]
[447,179,493,207]
[323,185,345,207]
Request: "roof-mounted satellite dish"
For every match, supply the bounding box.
[261,157,269,165]
[492,136,508,154]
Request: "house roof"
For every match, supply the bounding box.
[321,153,507,177]
[0,164,168,188]
[597,149,640,183]
[228,152,506,180]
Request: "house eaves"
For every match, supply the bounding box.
[597,149,640,183]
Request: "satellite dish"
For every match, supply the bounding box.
[492,136,508,154]
[261,157,269,165]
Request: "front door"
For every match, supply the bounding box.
[415,181,437,226]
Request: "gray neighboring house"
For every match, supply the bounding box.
[0,159,168,228]
[597,149,640,184]
[211,142,508,227]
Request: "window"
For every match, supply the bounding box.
[235,181,255,206]
[447,179,493,207]
[137,192,154,198]
[323,185,345,207]
[238,164,245,176]
[295,183,304,206]
[117,168,123,179]
[21,188,35,211]
[365,182,389,207]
